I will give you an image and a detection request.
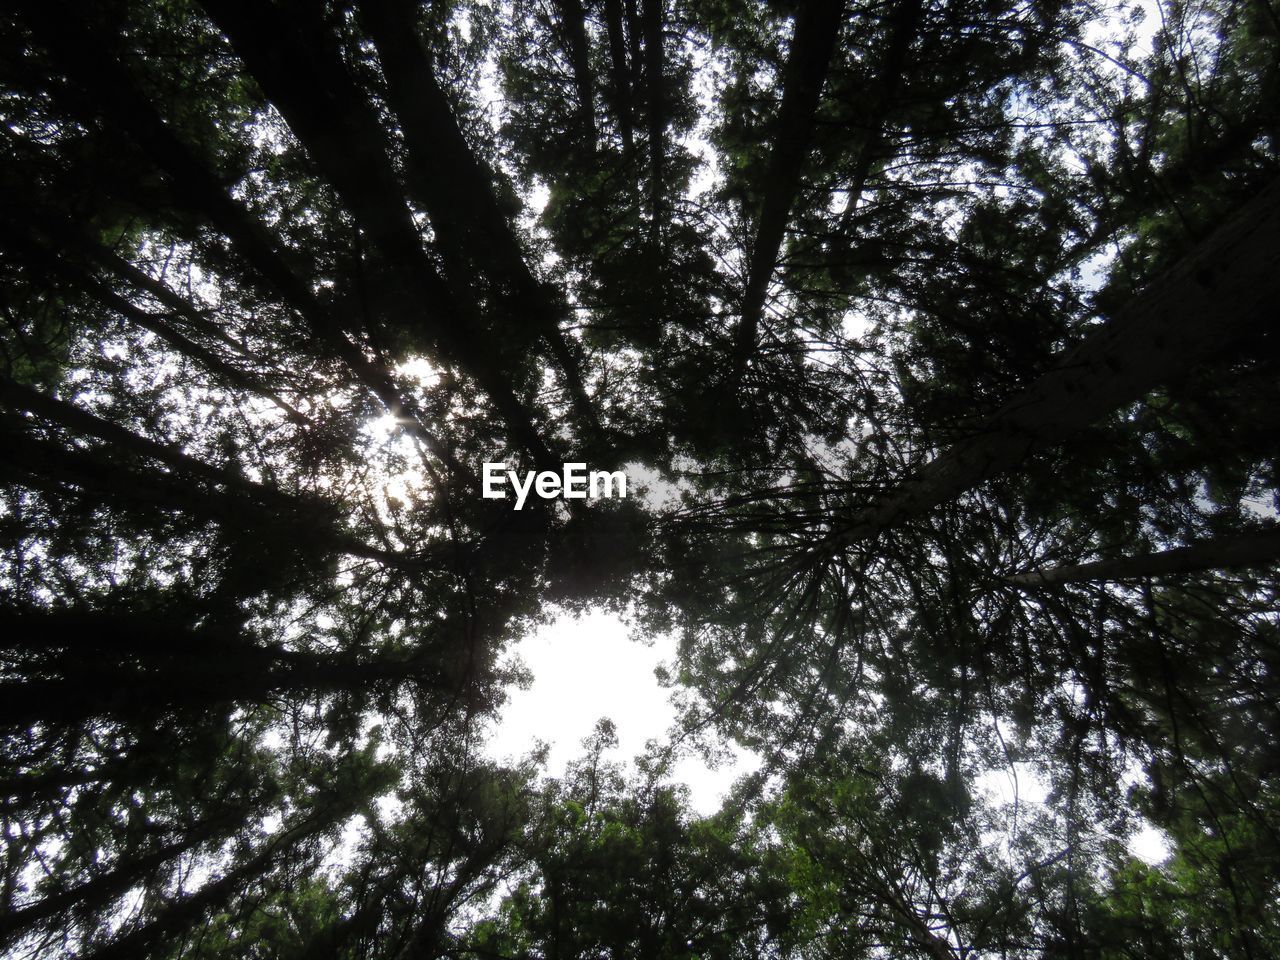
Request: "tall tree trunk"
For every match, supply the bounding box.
[641,0,666,243]
[0,386,435,570]
[0,375,303,510]
[0,232,309,424]
[1008,527,1280,587]
[0,607,451,729]
[554,0,599,143]
[732,0,847,379]
[0,412,426,570]
[197,0,559,468]
[0,417,287,529]
[603,0,635,151]
[358,0,599,438]
[835,0,923,234]
[84,278,310,426]
[827,176,1280,549]
[626,0,643,112]
[16,1,478,476]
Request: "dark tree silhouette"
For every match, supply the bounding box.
[2,0,1278,956]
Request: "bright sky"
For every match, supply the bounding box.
[487,609,1171,861]
[483,607,760,816]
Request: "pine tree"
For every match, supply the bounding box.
[2,0,1278,954]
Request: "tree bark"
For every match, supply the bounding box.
[0,409,429,570]
[603,0,635,151]
[554,0,599,143]
[197,0,558,468]
[0,380,461,567]
[1008,527,1280,587]
[358,0,598,436]
[0,606,451,728]
[835,0,923,234]
[16,2,477,477]
[0,375,301,509]
[829,176,1280,548]
[641,0,666,241]
[733,0,847,376]
[0,233,309,424]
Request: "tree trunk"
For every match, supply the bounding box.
[626,0,644,116]
[198,0,559,467]
[555,0,599,143]
[0,219,311,426]
[358,0,598,436]
[0,375,302,509]
[0,412,431,570]
[17,1,477,476]
[0,606,450,729]
[828,176,1280,549]
[0,807,251,948]
[603,0,635,151]
[733,0,847,377]
[641,0,666,242]
[835,0,923,234]
[1008,527,1280,587]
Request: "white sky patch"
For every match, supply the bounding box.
[527,180,551,217]
[978,760,1051,808]
[1129,823,1172,864]
[485,608,759,815]
[682,38,724,204]
[980,758,1173,866]
[395,355,439,387]
[625,461,689,511]
[1242,493,1279,520]
[1083,0,1163,63]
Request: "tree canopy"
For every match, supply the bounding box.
[2,0,1279,956]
